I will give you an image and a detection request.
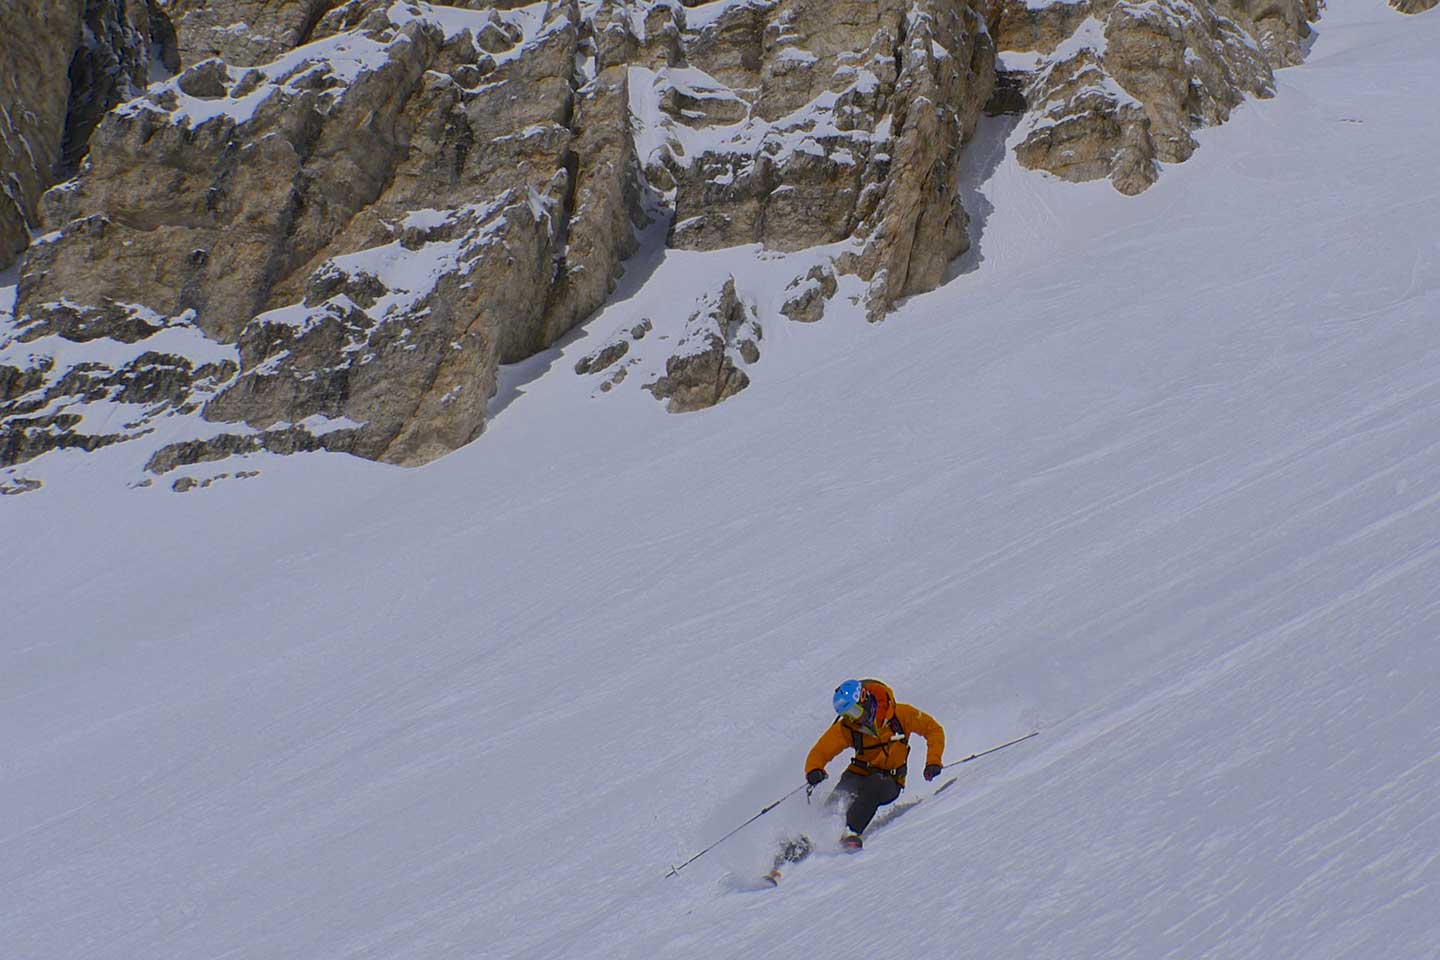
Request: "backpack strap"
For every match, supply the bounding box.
[848,715,908,750]
[847,715,911,778]
[889,713,907,738]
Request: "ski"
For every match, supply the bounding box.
[866,796,921,830]
[739,733,1040,889]
[753,835,815,888]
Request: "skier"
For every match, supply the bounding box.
[805,678,946,850]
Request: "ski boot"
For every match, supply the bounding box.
[779,836,814,864]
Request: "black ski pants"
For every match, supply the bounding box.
[830,769,901,834]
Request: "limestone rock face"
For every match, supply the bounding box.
[843,0,996,320]
[532,64,644,357]
[1008,0,1318,194]
[1,0,83,266]
[1,0,1339,484]
[651,0,997,318]
[993,0,1095,55]
[61,0,180,173]
[0,0,175,268]
[163,0,336,67]
[4,1,644,471]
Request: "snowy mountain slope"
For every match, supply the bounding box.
[4,2,1440,959]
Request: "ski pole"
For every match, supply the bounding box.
[941,730,1040,770]
[666,782,808,878]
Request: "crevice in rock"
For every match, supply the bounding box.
[295,0,334,48]
[984,70,1028,116]
[892,16,907,107]
[60,0,142,176]
[552,148,582,257]
[147,1,181,75]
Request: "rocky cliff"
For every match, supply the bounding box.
[1,0,176,267]
[0,0,1372,491]
[5,1,646,473]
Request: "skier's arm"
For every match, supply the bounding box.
[899,704,946,767]
[804,723,850,778]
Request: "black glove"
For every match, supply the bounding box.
[806,768,827,786]
[923,763,943,781]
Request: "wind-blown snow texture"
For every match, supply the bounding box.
[4,3,1439,958]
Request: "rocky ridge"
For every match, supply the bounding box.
[0,0,1358,492]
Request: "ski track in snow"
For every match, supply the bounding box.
[4,4,1440,960]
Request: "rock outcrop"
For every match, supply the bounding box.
[645,277,761,412]
[574,317,651,393]
[1390,0,1437,13]
[780,264,838,323]
[645,0,997,319]
[0,300,239,468]
[1005,0,1319,194]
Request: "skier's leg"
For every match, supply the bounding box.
[826,770,865,817]
[844,773,901,834]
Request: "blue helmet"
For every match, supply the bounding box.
[833,679,866,719]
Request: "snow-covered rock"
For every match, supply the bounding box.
[1007,0,1318,194]
[779,263,837,323]
[644,275,761,411]
[3,1,644,472]
[0,0,1378,485]
[652,0,996,320]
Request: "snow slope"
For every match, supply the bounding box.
[4,3,1439,958]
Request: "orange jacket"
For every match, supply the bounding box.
[805,681,944,787]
